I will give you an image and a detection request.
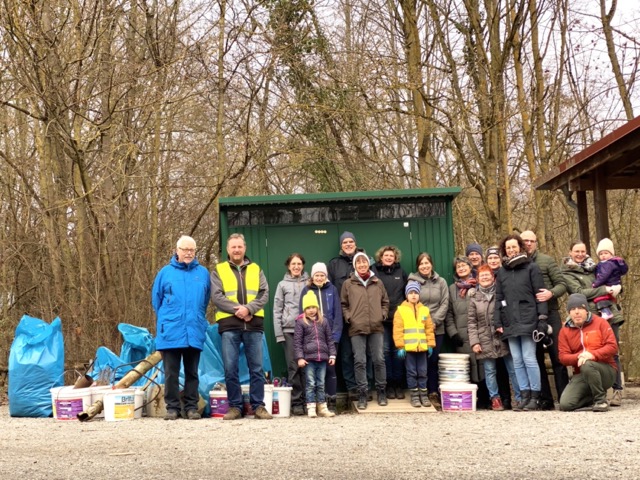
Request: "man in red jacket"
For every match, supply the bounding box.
[558,294,618,412]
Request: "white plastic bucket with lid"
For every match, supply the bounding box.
[439,382,477,412]
[271,387,292,417]
[90,385,114,419]
[209,391,229,418]
[103,388,136,421]
[51,386,92,421]
[134,388,145,419]
[439,353,471,384]
[241,384,273,417]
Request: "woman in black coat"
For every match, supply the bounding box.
[494,234,548,411]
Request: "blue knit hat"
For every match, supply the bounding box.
[405,280,421,296]
[465,242,483,257]
[340,231,356,245]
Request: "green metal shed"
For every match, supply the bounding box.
[218,187,461,381]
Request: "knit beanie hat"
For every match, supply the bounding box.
[311,262,328,277]
[566,293,589,312]
[352,251,369,268]
[302,291,319,310]
[485,246,500,260]
[340,231,356,245]
[596,238,615,256]
[405,280,421,296]
[465,243,483,257]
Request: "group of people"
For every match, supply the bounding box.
[151,229,627,420]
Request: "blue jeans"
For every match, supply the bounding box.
[305,361,327,404]
[427,334,444,394]
[383,323,405,384]
[508,336,541,391]
[405,351,428,390]
[483,355,520,401]
[221,330,265,411]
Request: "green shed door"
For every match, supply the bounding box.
[344,220,413,271]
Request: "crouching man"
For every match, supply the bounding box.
[558,294,618,412]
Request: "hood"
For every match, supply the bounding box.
[282,272,310,283]
[170,255,201,270]
[564,311,593,329]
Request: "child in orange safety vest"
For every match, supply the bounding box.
[393,280,436,408]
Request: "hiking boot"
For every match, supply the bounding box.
[419,389,431,407]
[386,384,397,400]
[186,409,201,420]
[164,410,179,421]
[368,391,373,401]
[491,397,504,411]
[428,392,441,411]
[254,406,273,419]
[223,407,243,420]
[523,390,540,411]
[327,396,337,413]
[410,389,421,408]
[593,401,610,412]
[357,390,368,410]
[348,389,359,402]
[396,386,406,400]
[501,397,512,410]
[515,390,530,412]
[292,404,306,416]
[377,387,388,406]
[610,389,623,407]
[317,402,335,417]
[307,403,317,418]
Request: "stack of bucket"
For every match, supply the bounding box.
[438,353,477,412]
[209,383,293,418]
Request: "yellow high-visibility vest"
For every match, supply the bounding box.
[215,262,265,321]
[398,304,430,352]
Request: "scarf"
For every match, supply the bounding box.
[563,255,597,273]
[477,283,496,301]
[358,270,371,281]
[455,276,477,298]
[503,253,529,269]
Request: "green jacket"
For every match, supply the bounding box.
[530,250,566,311]
[561,257,624,325]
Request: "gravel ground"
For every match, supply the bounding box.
[1,388,640,480]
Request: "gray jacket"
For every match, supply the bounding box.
[407,271,449,335]
[273,272,310,343]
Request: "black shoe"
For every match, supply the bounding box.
[396,387,406,400]
[501,398,512,410]
[357,391,368,410]
[292,404,306,416]
[367,391,373,401]
[386,384,396,400]
[537,400,555,411]
[377,387,388,406]
[348,389,359,401]
[524,391,540,411]
[327,396,337,413]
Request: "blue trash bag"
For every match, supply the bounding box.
[90,346,132,384]
[196,323,272,415]
[8,315,64,417]
[118,323,156,386]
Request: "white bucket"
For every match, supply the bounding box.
[103,388,136,421]
[90,386,114,419]
[272,387,292,418]
[51,386,92,421]
[440,382,477,412]
[439,353,471,384]
[134,388,145,419]
[209,391,229,418]
[241,384,273,417]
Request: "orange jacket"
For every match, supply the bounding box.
[558,313,617,374]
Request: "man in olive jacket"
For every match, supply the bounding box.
[521,230,569,408]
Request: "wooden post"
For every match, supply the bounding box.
[576,191,591,254]
[593,169,610,242]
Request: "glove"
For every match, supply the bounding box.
[428,347,433,357]
[397,348,406,359]
[451,333,464,347]
[608,285,622,297]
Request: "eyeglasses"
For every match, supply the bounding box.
[522,240,537,244]
[178,247,196,253]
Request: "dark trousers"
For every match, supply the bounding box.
[559,361,616,410]
[282,333,305,407]
[383,322,405,384]
[338,327,357,391]
[162,347,201,413]
[405,351,428,390]
[611,323,623,390]
[427,334,444,394]
[537,310,569,403]
[496,357,513,405]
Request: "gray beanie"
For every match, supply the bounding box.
[567,293,589,312]
[340,231,356,245]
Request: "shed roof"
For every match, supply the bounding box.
[219,187,462,208]
[533,115,640,191]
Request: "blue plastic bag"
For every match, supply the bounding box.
[118,323,156,386]
[8,315,64,417]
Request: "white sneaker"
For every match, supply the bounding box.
[610,389,622,407]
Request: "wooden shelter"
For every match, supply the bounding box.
[533,116,640,252]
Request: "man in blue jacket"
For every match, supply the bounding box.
[152,235,211,420]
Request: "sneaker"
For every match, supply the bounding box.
[254,406,273,419]
[223,407,243,420]
[164,410,179,420]
[186,410,201,420]
[593,401,610,412]
[610,389,623,407]
[491,397,504,411]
